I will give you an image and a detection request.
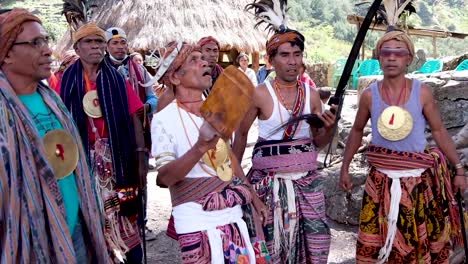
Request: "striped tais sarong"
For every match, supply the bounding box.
[248,138,330,264]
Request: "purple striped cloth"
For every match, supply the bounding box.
[0,71,110,263]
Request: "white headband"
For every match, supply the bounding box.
[140,40,183,87]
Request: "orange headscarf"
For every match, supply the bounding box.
[73,23,106,44]
[0,8,41,65]
[266,30,304,57]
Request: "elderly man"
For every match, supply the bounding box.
[232,19,337,264]
[155,36,225,112]
[59,23,146,263]
[0,9,109,262]
[339,30,466,263]
[151,41,269,263]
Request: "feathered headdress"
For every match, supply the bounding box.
[357,0,416,31]
[245,0,305,57]
[245,0,289,34]
[379,0,416,31]
[62,0,99,31]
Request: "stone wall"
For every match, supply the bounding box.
[442,53,468,71]
[305,63,332,87]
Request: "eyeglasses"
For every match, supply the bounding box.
[380,48,410,58]
[12,36,50,49]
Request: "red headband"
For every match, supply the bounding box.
[197,36,220,49]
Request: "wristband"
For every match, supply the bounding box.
[455,163,464,169]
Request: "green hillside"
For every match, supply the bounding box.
[3,0,467,63]
[0,0,68,42]
[288,0,468,63]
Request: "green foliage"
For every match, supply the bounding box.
[2,0,67,44]
[418,2,435,26]
[289,0,468,62]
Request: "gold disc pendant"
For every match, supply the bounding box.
[377,106,413,141]
[216,163,233,182]
[202,139,229,168]
[43,129,79,179]
[83,90,102,118]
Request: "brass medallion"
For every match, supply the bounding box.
[43,129,79,179]
[83,90,102,118]
[202,139,233,181]
[202,139,229,168]
[377,106,413,141]
[216,163,233,182]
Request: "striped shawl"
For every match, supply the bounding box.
[0,71,110,263]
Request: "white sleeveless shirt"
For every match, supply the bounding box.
[258,81,312,140]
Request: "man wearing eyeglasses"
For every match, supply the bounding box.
[339,30,467,263]
[59,23,146,263]
[0,8,110,262]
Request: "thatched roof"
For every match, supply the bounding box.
[58,0,268,54]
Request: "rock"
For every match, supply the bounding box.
[323,153,369,225]
[452,70,468,81]
[363,126,372,137]
[442,53,468,71]
[422,77,447,88]
[306,63,332,87]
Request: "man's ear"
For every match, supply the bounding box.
[3,51,14,65]
[169,71,181,86]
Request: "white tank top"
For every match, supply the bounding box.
[258,81,312,140]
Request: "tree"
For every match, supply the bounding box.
[418,1,435,26]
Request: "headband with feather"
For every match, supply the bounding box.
[245,0,305,57]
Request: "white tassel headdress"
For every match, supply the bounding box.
[245,0,290,34]
[139,40,183,88]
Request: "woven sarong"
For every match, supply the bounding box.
[174,181,255,264]
[248,138,330,263]
[356,144,461,263]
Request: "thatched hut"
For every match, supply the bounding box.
[58,0,268,69]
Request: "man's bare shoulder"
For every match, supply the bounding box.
[359,88,373,108]
[253,83,271,104]
[419,83,433,97]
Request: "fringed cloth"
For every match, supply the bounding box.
[356,145,462,264]
[0,71,110,263]
[248,138,331,264]
[170,177,262,264]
